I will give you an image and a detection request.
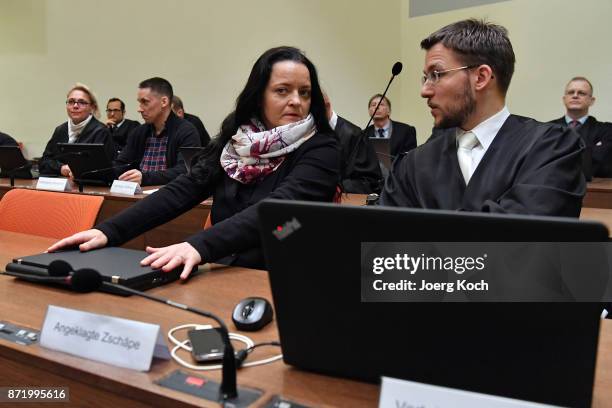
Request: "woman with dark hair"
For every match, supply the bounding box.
[49,46,340,277]
[39,83,115,176]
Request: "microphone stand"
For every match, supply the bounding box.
[76,162,133,192]
[345,63,402,187]
[7,162,32,187]
[101,282,238,401]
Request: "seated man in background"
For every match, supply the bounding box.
[0,131,18,146]
[380,19,585,217]
[172,95,211,146]
[105,97,140,154]
[324,94,382,193]
[549,77,612,178]
[39,83,113,176]
[364,94,417,157]
[113,77,200,186]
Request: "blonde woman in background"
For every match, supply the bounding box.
[39,83,114,176]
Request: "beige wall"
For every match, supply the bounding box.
[399,0,612,143]
[2,0,611,157]
[0,0,401,158]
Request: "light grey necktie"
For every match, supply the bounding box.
[457,131,479,184]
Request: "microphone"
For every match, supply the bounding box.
[63,266,239,401]
[344,62,403,183]
[391,61,403,76]
[2,261,101,293]
[364,61,403,131]
[78,162,134,180]
[74,161,136,192]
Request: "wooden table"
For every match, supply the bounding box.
[585,178,612,209]
[0,230,611,407]
[0,178,212,250]
[581,207,612,237]
[0,230,378,407]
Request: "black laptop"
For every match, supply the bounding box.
[0,146,35,179]
[258,200,608,407]
[5,247,186,295]
[368,137,393,169]
[56,143,114,186]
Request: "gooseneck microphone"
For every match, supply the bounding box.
[2,260,100,293]
[64,266,238,401]
[363,61,403,131]
[345,62,403,185]
[74,161,135,192]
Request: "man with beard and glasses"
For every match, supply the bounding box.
[379,19,585,217]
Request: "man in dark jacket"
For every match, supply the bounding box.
[380,19,585,218]
[105,98,140,154]
[363,94,417,157]
[172,95,211,146]
[549,76,612,178]
[114,77,200,186]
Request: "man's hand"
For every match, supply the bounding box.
[118,169,143,184]
[60,164,71,177]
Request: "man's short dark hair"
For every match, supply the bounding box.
[172,95,184,111]
[107,97,125,112]
[567,76,594,96]
[139,77,173,100]
[420,19,515,95]
[368,93,391,110]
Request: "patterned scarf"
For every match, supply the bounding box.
[221,114,316,184]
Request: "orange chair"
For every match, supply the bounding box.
[203,212,212,230]
[0,189,104,239]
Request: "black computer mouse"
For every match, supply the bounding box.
[232,297,273,331]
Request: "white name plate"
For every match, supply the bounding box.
[379,377,560,408]
[40,305,169,372]
[36,177,71,192]
[110,180,142,196]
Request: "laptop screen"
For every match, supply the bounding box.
[258,199,606,407]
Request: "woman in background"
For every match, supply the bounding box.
[49,46,340,277]
[39,83,114,176]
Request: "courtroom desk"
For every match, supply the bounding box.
[0,231,378,407]
[581,207,612,237]
[0,178,212,250]
[585,178,612,209]
[1,231,612,407]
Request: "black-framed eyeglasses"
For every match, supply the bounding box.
[66,99,90,107]
[106,109,122,113]
[421,65,478,86]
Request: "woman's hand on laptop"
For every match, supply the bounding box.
[47,229,109,253]
[140,243,201,280]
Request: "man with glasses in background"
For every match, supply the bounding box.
[549,77,612,178]
[105,97,140,154]
[379,19,585,217]
[364,94,416,158]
